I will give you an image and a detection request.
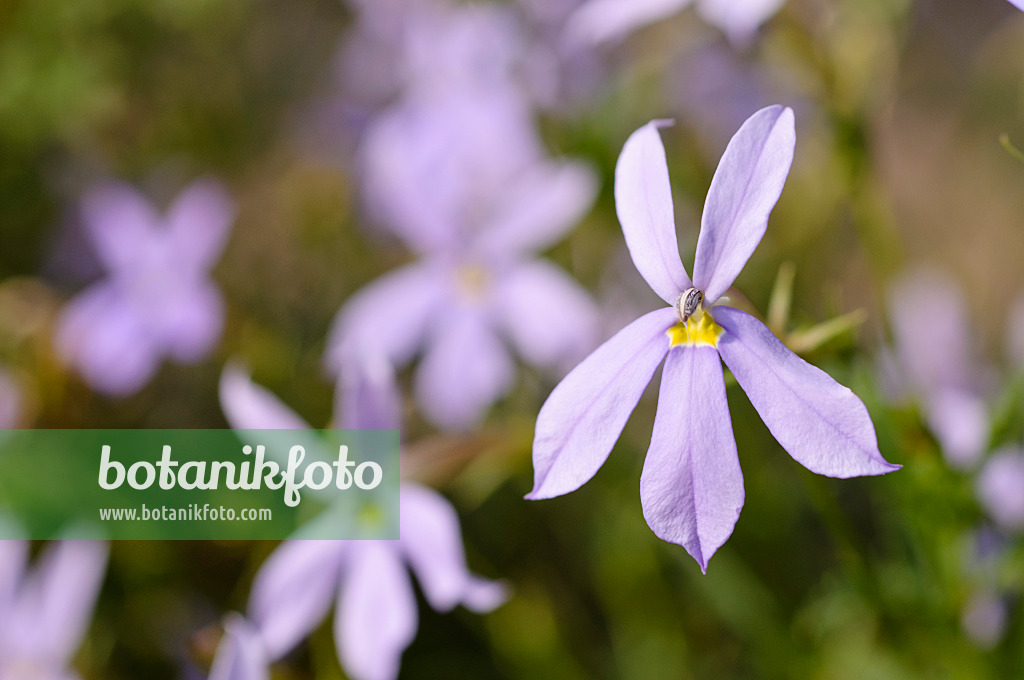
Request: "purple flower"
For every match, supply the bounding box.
[325,94,600,431]
[212,362,507,680]
[886,268,991,469]
[976,446,1024,533]
[566,0,785,47]
[961,590,1009,649]
[0,539,108,679]
[1009,0,1024,10]
[55,179,234,396]
[527,107,899,571]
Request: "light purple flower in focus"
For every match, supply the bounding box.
[55,179,234,396]
[325,94,600,431]
[566,0,786,47]
[211,362,507,680]
[1008,0,1024,11]
[527,106,899,571]
[976,445,1024,533]
[886,268,991,469]
[0,539,108,679]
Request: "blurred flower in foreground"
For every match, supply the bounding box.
[55,179,234,396]
[326,93,600,431]
[976,446,1024,533]
[0,539,108,679]
[885,268,990,469]
[0,368,22,427]
[528,106,899,571]
[212,362,507,680]
[566,0,785,47]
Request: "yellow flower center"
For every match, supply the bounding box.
[667,308,723,347]
[456,265,492,302]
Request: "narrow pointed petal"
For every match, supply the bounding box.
[324,262,448,375]
[494,260,601,370]
[336,543,417,680]
[528,307,676,499]
[692,106,795,304]
[80,182,159,273]
[219,364,311,430]
[715,306,899,477]
[9,540,107,666]
[565,0,693,45]
[614,121,692,303]
[976,449,1024,532]
[475,160,598,258]
[696,0,786,45]
[334,353,402,431]
[925,389,988,470]
[208,615,269,680]
[165,178,235,270]
[0,539,27,606]
[248,540,346,660]
[399,484,507,613]
[413,306,514,431]
[641,346,743,571]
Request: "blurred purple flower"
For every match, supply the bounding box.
[527,107,899,571]
[976,446,1024,533]
[211,363,507,680]
[886,268,990,469]
[325,94,600,431]
[961,590,1008,649]
[0,368,22,428]
[566,0,785,47]
[0,540,108,679]
[55,179,234,396]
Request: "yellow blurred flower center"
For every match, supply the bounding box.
[456,265,492,302]
[667,308,722,347]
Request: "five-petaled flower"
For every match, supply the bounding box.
[527,106,900,571]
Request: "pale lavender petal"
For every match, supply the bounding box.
[399,484,507,613]
[165,178,235,271]
[976,448,1024,532]
[641,346,743,571]
[8,540,107,666]
[528,307,676,499]
[219,364,312,430]
[80,182,159,273]
[614,121,692,303]
[334,353,402,431]
[249,540,346,660]
[460,575,511,613]
[1007,292,1024,369]
[691,106,795,304]
[925,389,988,470]
[474,160,598,258]
[413,306,514,430]
[324,262,448,375]
[208,615,269,680]
[962,591,1008,649]
[1009,0,1024,10]
[888,267,977,394]
[55,286,160,396]
[157,282,225,363]
[336,543,417,680]
[565,0,692,45]
[715,306,899,477]
[696,0,786,45]
[0,539,28,606]
[494,260,600,370]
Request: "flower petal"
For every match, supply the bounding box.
[641,346,743,571]
[691,106,795,304]
[336,543,418,680]
[157,281,225,363]
[208,615,269,680]
[324,262,448,375]
[614,121,692,303]
[334,352,402,431]
[565,0,693,45]
[695,0,786,45]
[474,160,598,258]
[413,305,514,431]
[924,388,988,470]
[976,448,1024,533]
[80,182,160,273]
[219,364,312,430]
[528,307,675,499]
[399,484,507,613]
[714,306,899,477]
[493,260,601,370]
[165,178,235,271]
[248,540,346,660]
